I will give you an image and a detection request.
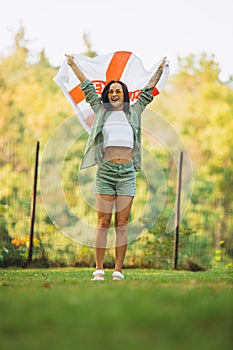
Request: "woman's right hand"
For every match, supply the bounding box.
[64,54,88,83]
[65,54,75,66]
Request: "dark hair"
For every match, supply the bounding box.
[101,80,130,113]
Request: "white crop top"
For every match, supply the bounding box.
[102,111,134,149]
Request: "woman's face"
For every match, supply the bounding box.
[107,82,124,110]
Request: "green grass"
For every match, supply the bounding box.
[0,268,232,350]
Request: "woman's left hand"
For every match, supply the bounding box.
[159,56,167,68]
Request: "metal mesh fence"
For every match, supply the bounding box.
[0,142,232,269]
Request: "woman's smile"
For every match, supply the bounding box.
[108,82,124,110]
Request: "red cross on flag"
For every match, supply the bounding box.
[54,51,169,133]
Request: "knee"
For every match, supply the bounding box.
[98,217,111,229]
[115,218,128,228]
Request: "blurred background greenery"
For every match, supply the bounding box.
[0,27,232,269]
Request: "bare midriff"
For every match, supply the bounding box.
[104,146,133,164]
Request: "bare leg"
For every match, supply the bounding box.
[114,196,134,273]
[95,194,114,274]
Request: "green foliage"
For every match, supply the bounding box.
[0,246,27,268]
[82,32,98,58]
[0,25,233,268]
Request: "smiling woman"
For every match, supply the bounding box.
[102,80,130,112]
[65,54,169,280]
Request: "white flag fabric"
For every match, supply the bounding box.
[54,51,169,133]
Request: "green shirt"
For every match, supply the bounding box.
[80,79,154,171]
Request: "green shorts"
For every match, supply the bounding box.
[94,160,136,196]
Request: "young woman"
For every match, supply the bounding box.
[65,54,169,280]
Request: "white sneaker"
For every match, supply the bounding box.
[91,269,105,281]
[112,271,124,280]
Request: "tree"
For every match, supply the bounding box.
[150,53,233,264]
[82,33,98,58]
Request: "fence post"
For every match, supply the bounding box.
[173,151,183,270]
[28,141,40,263]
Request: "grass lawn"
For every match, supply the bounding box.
[0,268,232,350]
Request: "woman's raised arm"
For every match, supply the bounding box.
[147,57,168,89]
[65,54,88,83]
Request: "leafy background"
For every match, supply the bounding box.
[0,27,232,269]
